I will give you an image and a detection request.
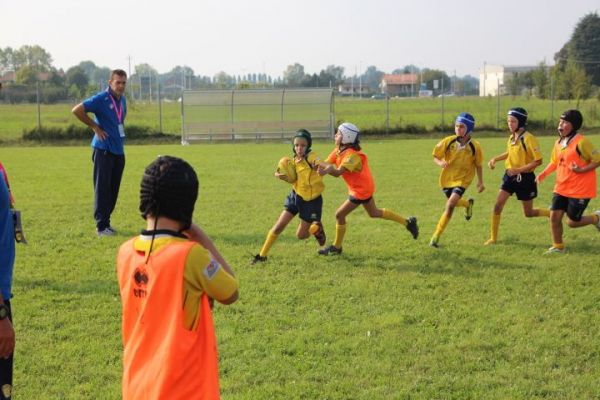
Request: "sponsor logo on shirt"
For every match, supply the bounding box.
[204,260,221,280]
[133,267,149,298]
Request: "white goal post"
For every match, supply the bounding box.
[181,88,334,143]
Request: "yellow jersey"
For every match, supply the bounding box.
[293,152,325,201]
[133,232,238,330]
[433,135,483,188]
[505,131,543,170]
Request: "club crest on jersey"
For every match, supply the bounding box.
[204,260,221,280]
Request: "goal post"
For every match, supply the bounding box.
[181,88,334,143]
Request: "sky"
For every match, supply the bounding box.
[1,0,599,79]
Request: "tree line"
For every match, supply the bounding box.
[1,12,599,104]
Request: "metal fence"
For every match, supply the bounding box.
[181,89,334,143]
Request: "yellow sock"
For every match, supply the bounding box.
[553,242,565,250]
[489,213,501,242]
[433,212,451,238]
[333,223,346,248]
[456,198,469,208]
[259,230,279,257]
[535,208,551,217]
[381,208,406,225]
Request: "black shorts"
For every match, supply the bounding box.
[349,196,372,204]
[0,300,13,399]
[551,193,590,222]
[442,187,466,199]
[501,172,537,201]
[284,191,323,223]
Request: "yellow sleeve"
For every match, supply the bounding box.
[182,245,238,330]
[524,134,543,161]
[340,152,362,172]
[433,136,450,159]
[577,138,600,163]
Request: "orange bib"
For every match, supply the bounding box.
[117,239,220,400]
[553,134,597,199]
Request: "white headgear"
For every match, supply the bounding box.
[338,122,360,144]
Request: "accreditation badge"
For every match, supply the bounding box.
[118,124,125,138]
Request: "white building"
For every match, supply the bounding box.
[479,65,537,96]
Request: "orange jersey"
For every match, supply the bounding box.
[118,239,220,400]
[550,134,598,199]
[327,147,375,199]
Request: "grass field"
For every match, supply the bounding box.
[1,135,599,399]
[1,96,599,141]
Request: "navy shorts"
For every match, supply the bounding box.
[551,193,590,222]
[349,196,372,204]
[284,191,323,222]
[442,187,466,199]
[501,172,537,201]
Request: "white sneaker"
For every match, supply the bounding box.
[544,246,565,255]
[97,227,115,237]
[595,210,600,232]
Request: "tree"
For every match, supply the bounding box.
[15,65,38,85]
[283,63,305,87]
[1,45,54,72]
[361,66,384,92]
[0,47,16,71]
[555,12,600,85]
[420,69,450,93]
[214,71,233,88]
[66,66,89,95]
[531,62,550,99]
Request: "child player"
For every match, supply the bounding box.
[485,107,549,245]
[429,112,484,248]
[536,109,600,254]
[317,122,418,255]
[117,156,238,399]
[252,129,326,264]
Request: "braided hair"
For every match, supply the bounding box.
[139,156,199,230]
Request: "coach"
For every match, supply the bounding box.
[72,69,127,236]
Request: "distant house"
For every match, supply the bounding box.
[0,71,16,84]
[380,74,419,97]
[479,65,537,96]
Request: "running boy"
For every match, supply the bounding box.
[536,109,600,254]
[317,122,418,255]
[117,156,238,399]
[485,107,550,245]
[252,129,327,264]
[429,112,484,248]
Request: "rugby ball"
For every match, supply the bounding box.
[277,156,297,183]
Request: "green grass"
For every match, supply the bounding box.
[2,96,599,141]
[1,135,600,398]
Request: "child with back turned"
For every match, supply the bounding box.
[117,156,238,400]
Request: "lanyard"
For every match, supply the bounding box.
[109,92,124,123]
